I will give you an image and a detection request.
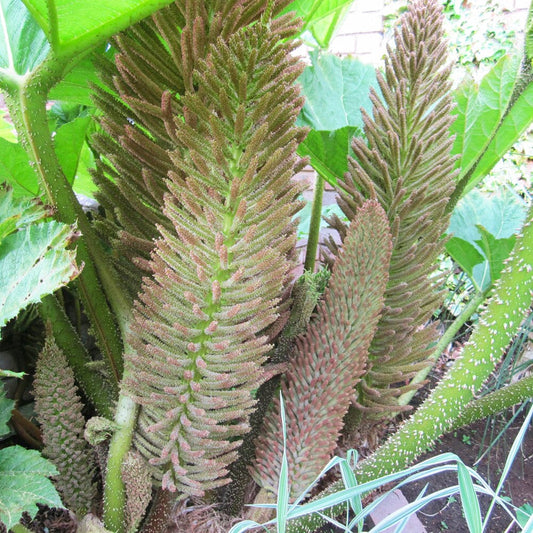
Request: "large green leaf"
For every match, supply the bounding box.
[284,0,353,49]
[0,445,62,529]
[451,55,517,174]
[73,139,98,198]
[451,54,533,195]
[0,186,48,243]
[446,188,527,291]
[0,186,80,330]
[0,115,17,143]
[0,386,13,437]
[0,137,39,197]
[296,52,377,184]
[0,0,49,81]
[298,126,359,185]
[49,45,115,106]
[54,116,91,184]
[0,221,80,328]
[297,52,376,131]
[22,0,174,58]
[466,82,533,191]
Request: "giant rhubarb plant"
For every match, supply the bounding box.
[326,0,458,417]
[6,0,532,531]
[252,200,393,496]
[122,11,305,497]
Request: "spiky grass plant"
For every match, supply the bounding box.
[33,334,97,516]
[326,0,458,417]
[122,12,306,497]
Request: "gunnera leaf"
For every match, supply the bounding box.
[0,185,80,334]
[0,446,62,529]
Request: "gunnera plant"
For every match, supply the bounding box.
[23,0,512,531]
[33,333,97,516]
[325,0,458,418]
[121,10,306,497]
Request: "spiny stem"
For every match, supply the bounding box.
[397,288,489,407]
[452,374,533,430]
[40,295,116,415]
[5,52,128,383]
[303,173,324,272]
[103,394,139,533]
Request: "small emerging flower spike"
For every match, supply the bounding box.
[252,201,393,495]
[33,333,97,516]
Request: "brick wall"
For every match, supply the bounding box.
[328,0,529,64]
[330,0,385,63]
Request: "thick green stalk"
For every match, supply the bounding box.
[103,395,138,533]
[283,209,533,533]
[397,289,488,407]
[40,295,116,415]
[303,174,324,272]
[6,53,127,383]
[451,375,533,429]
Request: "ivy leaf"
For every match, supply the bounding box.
[0,445,62,529]
[21,0,174,58]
